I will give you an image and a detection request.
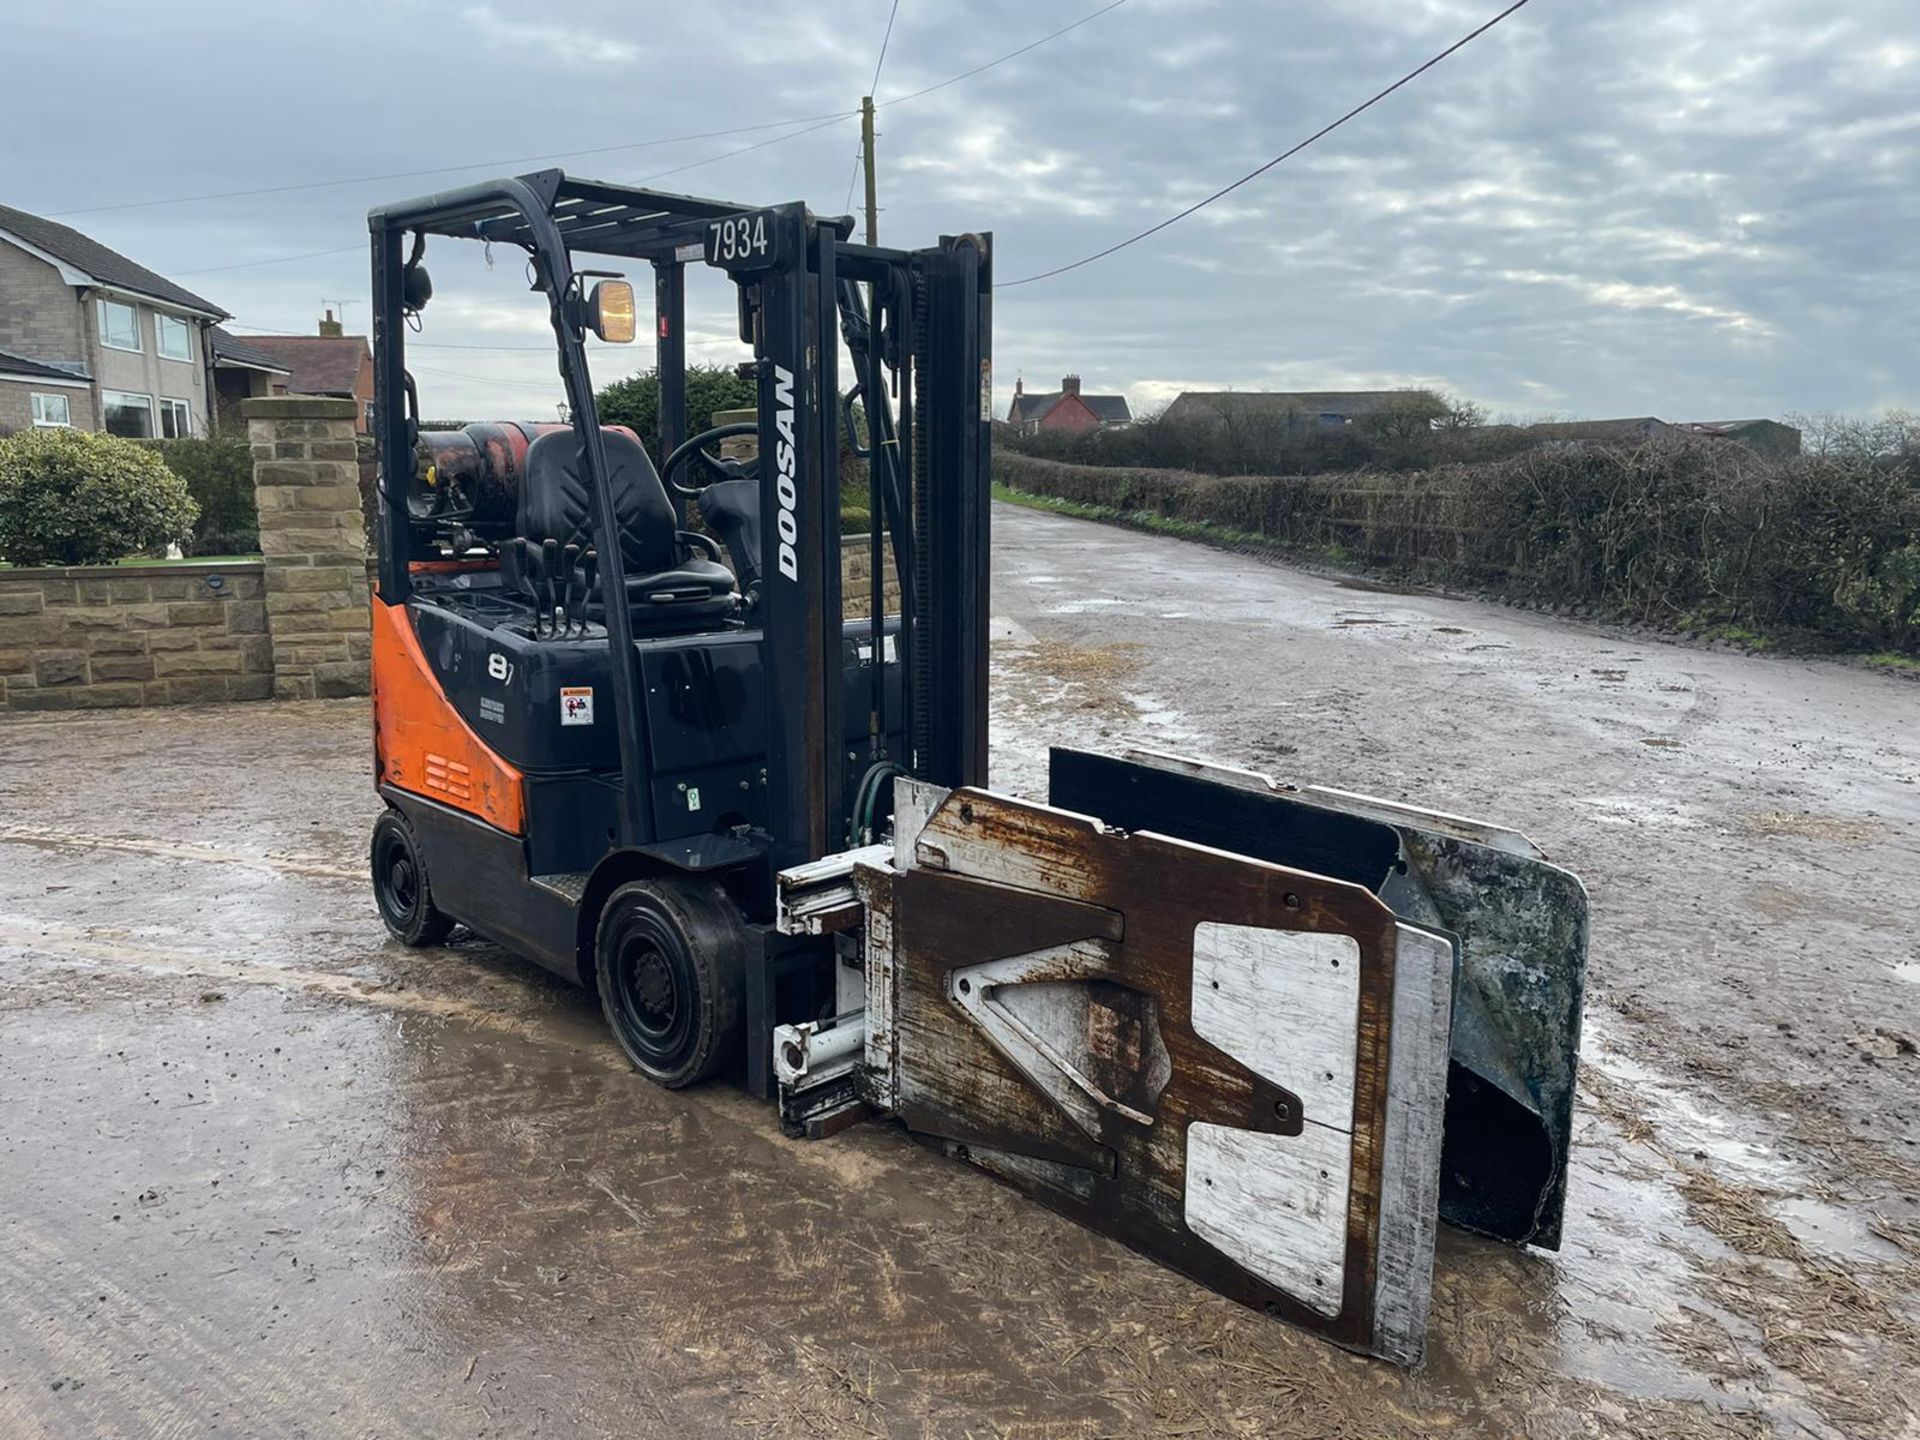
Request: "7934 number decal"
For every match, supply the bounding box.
[703,210,780,271]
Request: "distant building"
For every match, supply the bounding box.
[1522,417,1676,447]
[1520,416,1801,457]
[1008,374,1132,435]
[1161,389,1435,432]
[217,311,375,433]
[1675,418,1801,458]
[207,328,291,429]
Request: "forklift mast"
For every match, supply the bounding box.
[368,170,990,882]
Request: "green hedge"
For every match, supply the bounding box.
[995,445,1920,654]
[140,434,258,555]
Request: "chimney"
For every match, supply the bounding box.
[318,308,343,338]
[1014,376,1024,396]
[1061,374,1081,396]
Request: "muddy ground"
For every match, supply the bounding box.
[0,502,1915,1438]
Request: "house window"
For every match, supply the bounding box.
[159,398,192,438]
[155,313,191,362]
[31,393,72,428]
[98,298,141,352]
[102,389,155,438]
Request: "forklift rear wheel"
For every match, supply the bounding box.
[595,878,746,1089]
[370,810,455,947]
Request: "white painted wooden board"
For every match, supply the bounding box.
[1185,922,1365,1317]
[1185,1120,1354,1316]
[1190,923,1361,1131]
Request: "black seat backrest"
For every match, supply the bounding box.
[517,428,676,576]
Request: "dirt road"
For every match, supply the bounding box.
[1,502,1915,1438]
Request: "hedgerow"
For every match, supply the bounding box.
[994,445,1919,653]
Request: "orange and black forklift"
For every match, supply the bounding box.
[366,170,1587,1365]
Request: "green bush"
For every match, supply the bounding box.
[0,428,199,566]
[141,433,257,555]
[596,363,759,466]
[995,444,1920,654]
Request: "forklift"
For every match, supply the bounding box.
[365,169,1587,1366]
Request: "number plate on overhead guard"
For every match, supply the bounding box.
[703,210,781,271]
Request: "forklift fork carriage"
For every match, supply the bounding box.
[363,169,1585,1367]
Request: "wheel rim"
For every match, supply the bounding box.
[374,827,420,923]
[387,855,418,914]
[604,901,697,1071]
[625,941,677,1040]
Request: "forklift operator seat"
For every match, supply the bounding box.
[516,428,736,631]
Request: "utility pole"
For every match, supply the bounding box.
[859,95,879,246]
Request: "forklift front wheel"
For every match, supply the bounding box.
[370,810,455,947]
[595,878,746,1089]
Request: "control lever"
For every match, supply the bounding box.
[515,539,545,638]
[581,549,599,632]
[541,538,561,638]
[561,542,581,635]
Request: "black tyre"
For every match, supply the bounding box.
[370,809,455,947]
[595,877,746,1088]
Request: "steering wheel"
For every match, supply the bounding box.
[661,422,759,498]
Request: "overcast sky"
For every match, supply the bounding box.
[4,0,1915,424]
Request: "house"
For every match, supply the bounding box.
[1007,375,1132,435]
[1161,390,1433,431]
[208,328,291,430]
[223,312,375,432]
[0,201,229,437]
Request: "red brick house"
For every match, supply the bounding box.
[1007,374,1132,435]
[214,312,375,433]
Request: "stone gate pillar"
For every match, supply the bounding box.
[241,396,371,700]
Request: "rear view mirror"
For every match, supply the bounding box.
[586,280,636,343]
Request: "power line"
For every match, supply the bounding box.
[407,362,565,392]
[868,0,904,94]
[174,246,362,277]
[94,3,1132,284]
[1001,0,1533,288]
[177,112,855,276]
[877,0,1126,110]
[46,113,856,219]
[842,149,867,217]
[46,0,1125,222]
[221,321,747,355]
[638,113,853,186]
[847,0,905,212]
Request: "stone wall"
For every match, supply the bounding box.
[244,396,372,700]
[841,535,903,621]
[0,561,271,712]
